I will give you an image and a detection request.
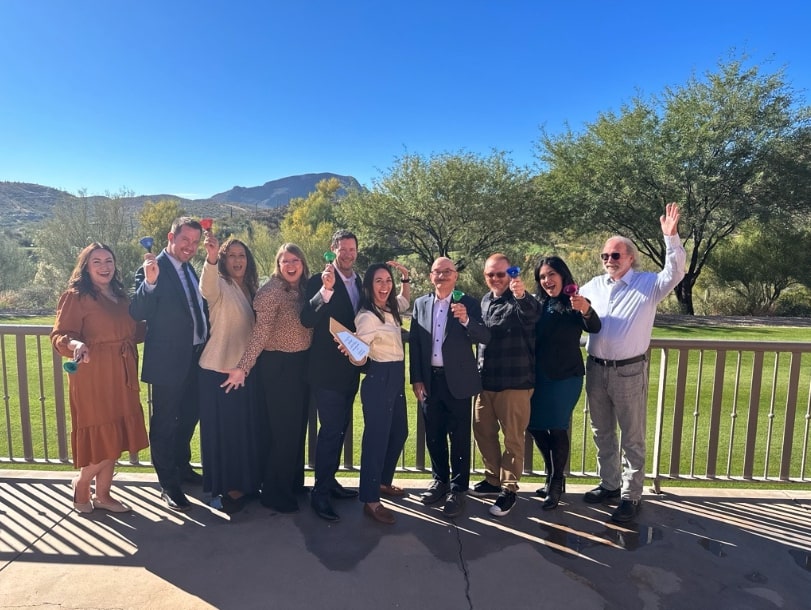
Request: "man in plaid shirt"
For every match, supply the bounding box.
[469,253,540,516]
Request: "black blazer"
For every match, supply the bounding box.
[409,293,490,400]
[129,251,208,386]
[534,295,601,380]
[300,271,363,392]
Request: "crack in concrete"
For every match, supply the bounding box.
[452,521,473,609]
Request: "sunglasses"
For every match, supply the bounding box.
[600,252,622,261]
[485,272,508,279]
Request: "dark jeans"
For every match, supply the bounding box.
[359,360,408,503]
[311,384,358,497]
[421,370,473,492]
[150,352,200,490]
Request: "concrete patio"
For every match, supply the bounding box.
[1,470,810,609]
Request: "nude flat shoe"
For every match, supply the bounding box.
[71,478,93,514]
[92,496,131,513]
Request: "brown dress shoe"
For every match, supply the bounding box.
[363,502,395,524]
[380,484,405,497]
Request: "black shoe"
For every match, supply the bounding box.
[161,488,191,512]
[420,480,449,505]
[442,491,465,518]
[583,485,621,504]
[311,495,340,522]
[542,479,564,511]
[489,490,517,517]
[611,499,641,523]
[181,468,204,485]
[215,494,248,515]
[468,480,502,498]
[535,479,550,498]
[330,483,359,500]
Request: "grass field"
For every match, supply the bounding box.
[2,315,810,488]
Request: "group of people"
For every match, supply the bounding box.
[50,203,685,526]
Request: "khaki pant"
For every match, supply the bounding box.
[473,389,533,492]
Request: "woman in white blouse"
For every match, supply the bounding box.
[352,261,411,524]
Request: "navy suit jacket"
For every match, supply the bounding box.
[409,292,490,400]
[129,251,208,386]
[300,271,363,392]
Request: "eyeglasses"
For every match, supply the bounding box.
[600,252,622,261]
[280,258,301,266]
[485,272,508,279]
[431,268,456,276]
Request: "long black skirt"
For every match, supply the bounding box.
[198,368,263,497]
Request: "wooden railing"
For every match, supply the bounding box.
[2,325,809,486]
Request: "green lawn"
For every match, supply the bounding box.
[2,316,810,488]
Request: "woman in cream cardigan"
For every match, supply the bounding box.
[198,233,262,513]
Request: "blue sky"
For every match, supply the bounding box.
[1,1,808,199]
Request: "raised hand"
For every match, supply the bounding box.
[204,233,220,264]
[143,253,160,284]
[660,203,680,236]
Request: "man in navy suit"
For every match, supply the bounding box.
[300,229,363,522]
[409,257,490,517]
[130,217,208,511]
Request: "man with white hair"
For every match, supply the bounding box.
[579,203,686,523]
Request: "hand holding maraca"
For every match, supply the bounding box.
[71,340,89,364]
[564,283,590,315]
[204,232,219,265]
[321,252,336,290]
[449,289,468,324]
[506,266,526,299]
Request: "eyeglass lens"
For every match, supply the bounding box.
[600,252,621,261]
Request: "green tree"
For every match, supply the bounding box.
[707,220,811,314]
[36,190,141,293]
[280,178,341,270]
[138,198,186,253]
[339,151,536,272]
[0,236,35,292]
[537,55,811,314]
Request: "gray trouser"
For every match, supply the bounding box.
[585,359,648,501]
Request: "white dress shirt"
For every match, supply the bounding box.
[580,234,686,360]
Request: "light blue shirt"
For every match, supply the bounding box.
[580,234,686,360]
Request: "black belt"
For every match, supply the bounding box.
[431,366,445,376]
[589,354,646,367]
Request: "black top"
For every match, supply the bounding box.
[533,295,601,380]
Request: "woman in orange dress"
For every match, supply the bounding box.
[51,243,149,513]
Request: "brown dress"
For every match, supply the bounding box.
[51,290,149,468]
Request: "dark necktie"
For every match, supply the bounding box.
[182,263,206,344]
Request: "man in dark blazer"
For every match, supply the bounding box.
[409,257,490,517]
[130,217,208,511]
[300,229,363,522]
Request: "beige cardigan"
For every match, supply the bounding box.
[198,261,255,372]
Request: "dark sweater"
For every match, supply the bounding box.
[478,289,540,391]
[534,295,601,380]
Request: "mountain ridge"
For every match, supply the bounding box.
[0,172,361,228]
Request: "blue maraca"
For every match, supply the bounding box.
[63,356,81,374]
[139,236,154,253]
[506,266,521,278]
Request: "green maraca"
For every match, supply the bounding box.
[451,289,464,302]
[324,251,336,263]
